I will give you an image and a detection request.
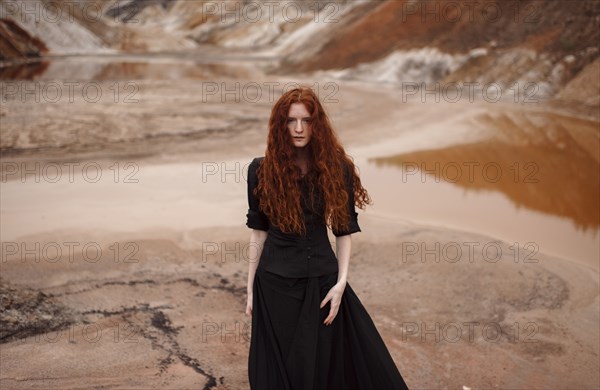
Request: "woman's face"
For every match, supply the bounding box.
[287,102,312,149]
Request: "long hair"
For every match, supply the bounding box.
[255,86,372,235]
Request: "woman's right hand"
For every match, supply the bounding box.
[245,291,253,316]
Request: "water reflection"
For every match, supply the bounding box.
[373,141,600,232]
[0,52,276,81]
[0,61,49,80]
[363,137,599,268]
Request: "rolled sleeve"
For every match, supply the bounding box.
[246,157,270,231]
[332,162,362,237]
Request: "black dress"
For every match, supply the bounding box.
[246,157,410,390]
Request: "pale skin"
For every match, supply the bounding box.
[245,102,353,326]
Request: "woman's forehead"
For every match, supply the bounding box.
[288,103,310,116]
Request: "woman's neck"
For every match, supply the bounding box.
[294,147,311,175]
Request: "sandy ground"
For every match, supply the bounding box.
[1,60,599,389]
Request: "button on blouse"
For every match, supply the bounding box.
[246,156,361,278]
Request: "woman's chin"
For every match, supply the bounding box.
[294,142,309,149]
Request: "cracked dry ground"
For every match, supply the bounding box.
[0,231,251,389]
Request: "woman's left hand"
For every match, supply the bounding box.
[320,281,346,326]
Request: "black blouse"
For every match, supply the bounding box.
[246,156,361,278]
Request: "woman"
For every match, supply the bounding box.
[245,86,409,390]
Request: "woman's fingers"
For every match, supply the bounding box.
[322,284,345,324]
[324,303,339,325]
[320,292,332,309]
[246,294,253,316]
[323,296,341,325]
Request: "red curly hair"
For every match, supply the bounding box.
[254,85,372,235]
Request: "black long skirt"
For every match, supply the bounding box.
[248,265,410,390]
